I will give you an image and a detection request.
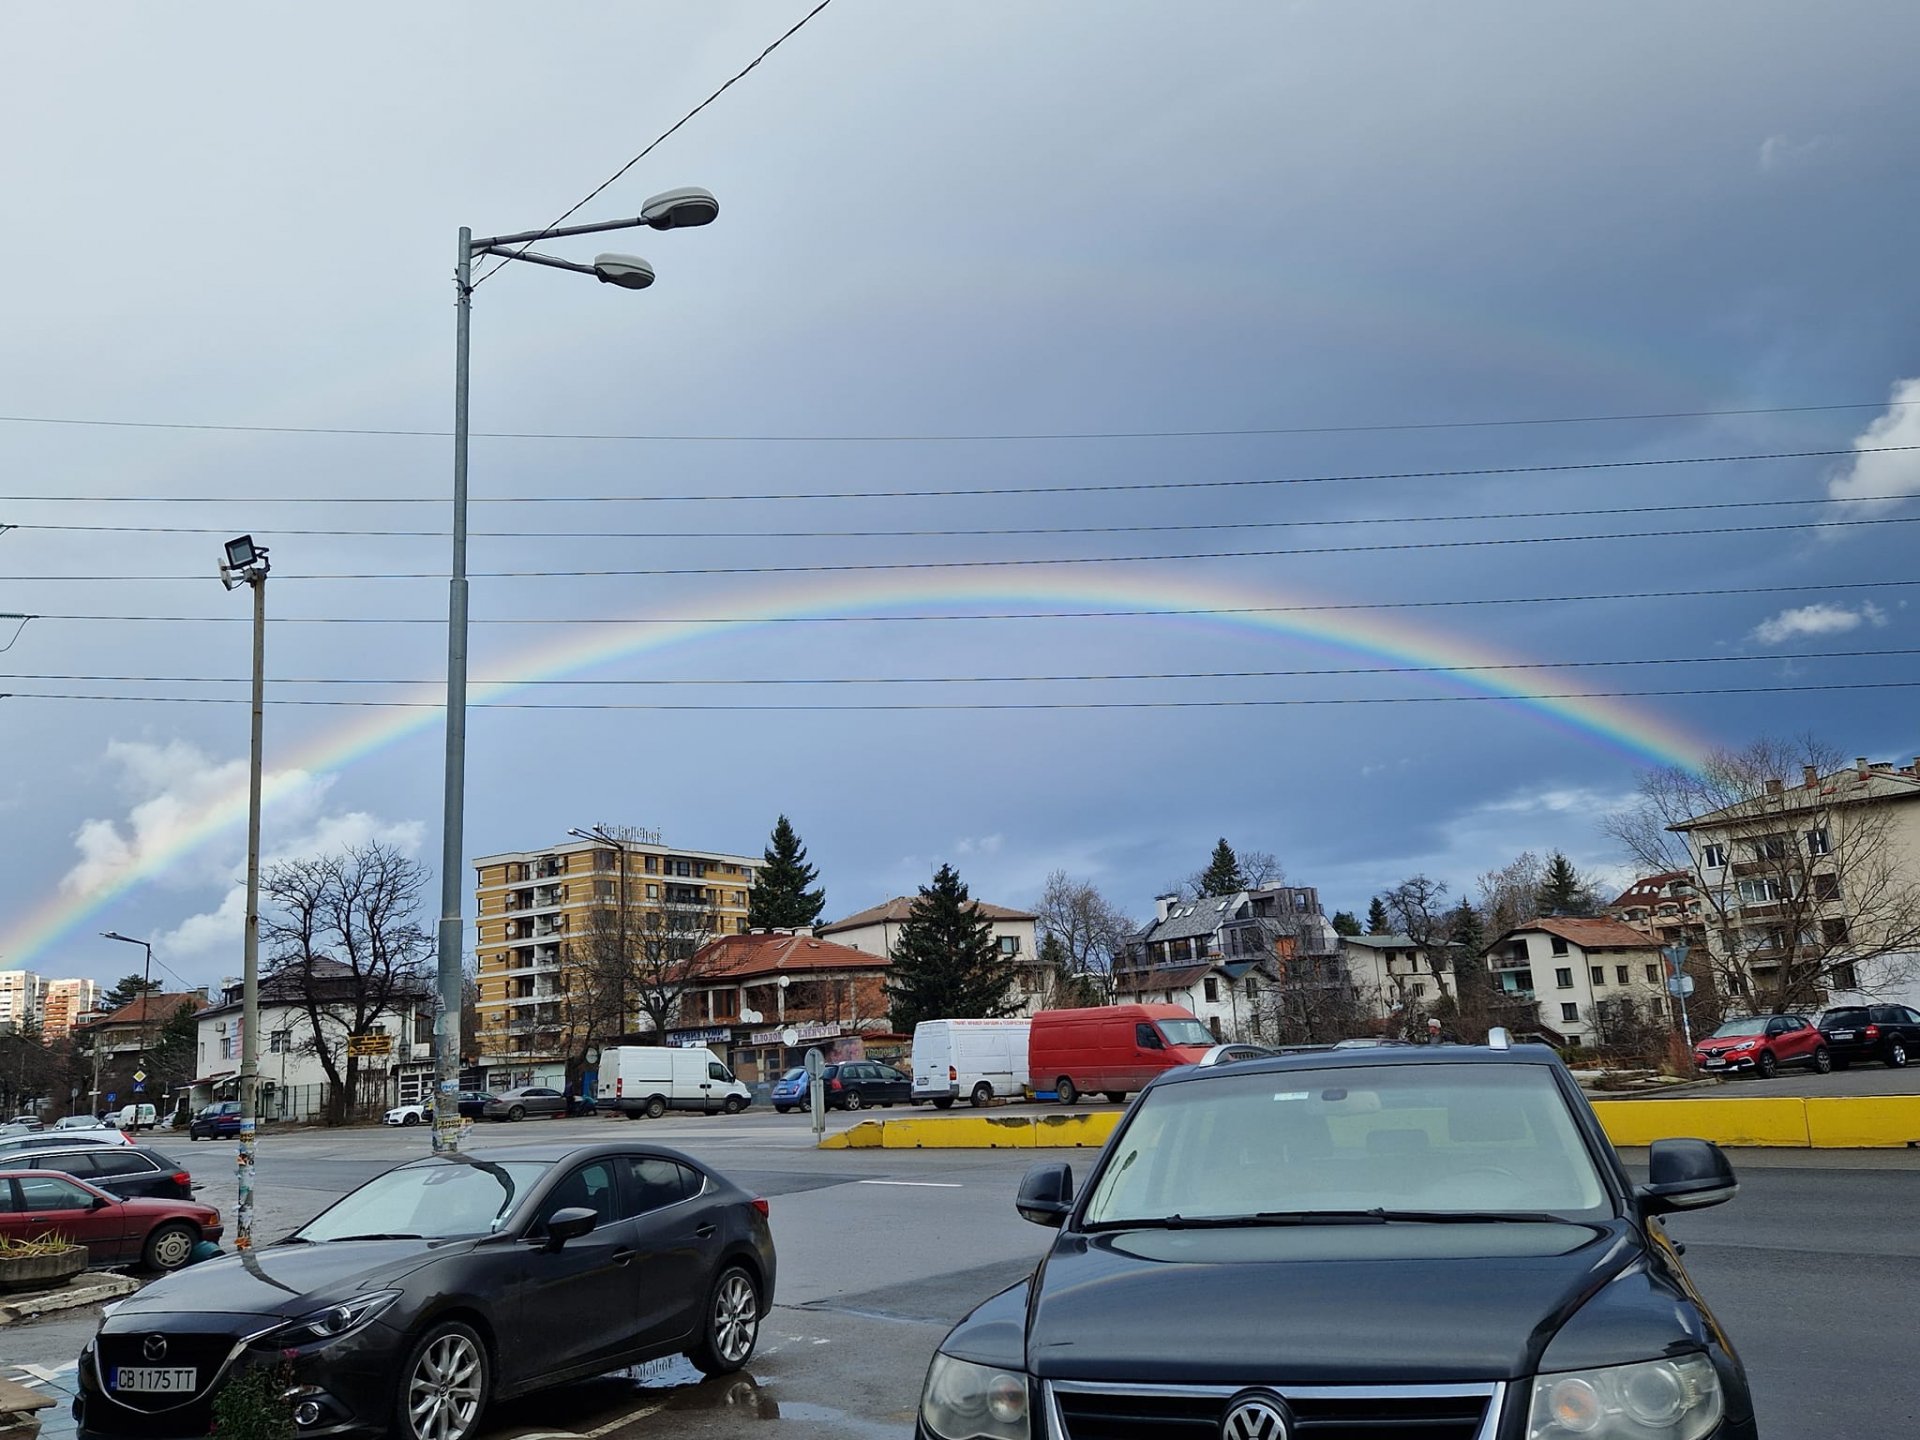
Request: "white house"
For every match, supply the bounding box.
[1485,917,1673,1049]
[816,895,1046,1014]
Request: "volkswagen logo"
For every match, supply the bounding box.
[141,1334,169,1363]
[1221,1391,1292,1440]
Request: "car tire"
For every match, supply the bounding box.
[644,1095,668,1120]
[1055,1077,1078,1106]
[1888,1040,1910,1069]
[1104,1092,1128,1105]
[141,1221,197,1273]
[507,1105,526,1122]
[843,1091,864,1112]
[724,1096,746,1115]
[774,1105,793,1114]
[688,1265,761,1376]
[971,1083,994,1109]
[1756,1050,1778,1079]
[932,1097,954,1110]
[404,1112,421,1126]
[1812,1045,1832,1074]
[394,1321,490,1440]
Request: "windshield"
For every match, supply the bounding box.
[1818,1009,1866,1027]
[1081,1065,1610,1226]
[1155,1019,1217,1048]
[294,1159,551,1241]
[1710,1017,1768,1037]
[779,1068,806,1082]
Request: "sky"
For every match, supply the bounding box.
[4,1,1920,993]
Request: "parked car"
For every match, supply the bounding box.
[55,1115,117,1132]
[114,1103,159,1132]
[1195,1042,1281,1066]
[770,1067,810,1113]
[598,1046,753,1117]
[920,1040,1755,1440]
[1029,1003,1218,1105]
[911,1018,1031,1109]
[484,1086,569,1122]
[2,1144,195,1202]
[456,1090,495,1118]
[821,1061,910,1112]
[0,1129,134,1157]
[1694,1013,1831,1077]
[189,1101,244,1141]
[7,1114,44,1130]
[75,1141,776,1440]
[1816,1004,1920,1069]
[385,1102,431,1127]
[0,1169,220,1272]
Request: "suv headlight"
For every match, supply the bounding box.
[252,1290,401,1350]
[920,1353,1029,1440]
[1530,1354,1723,1438]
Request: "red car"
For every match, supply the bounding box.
[0,1168,221,1272]
[1693,1013,1831,1078]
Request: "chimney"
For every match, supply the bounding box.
[1803,764,1820,789]
[1857,756,1871,781]
[1764,778,1784,796]
[1155,893,1178,922]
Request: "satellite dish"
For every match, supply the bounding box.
[778,975,791,989]
[781,1027,800,1048]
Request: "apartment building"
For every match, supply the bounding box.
[0,969,51,1030]
[1607,871,1708,950]
[1485,918,1671,1049]
[472,832,759,1077]
[42,978,101,1039]
[1338,933,1454,1011]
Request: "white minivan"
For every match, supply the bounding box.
[597,1045,753,1118]
[911,1018,1031,1108]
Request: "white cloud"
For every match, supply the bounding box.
[1827,378,1920,509]
[1757,134,1827,172]
[1750,601,1888,645]
[954,833,1005,857]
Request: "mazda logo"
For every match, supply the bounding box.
[1221,1392,1292,1440]
[141,1335,169,1363]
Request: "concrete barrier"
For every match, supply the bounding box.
[818,1097,1920,1150]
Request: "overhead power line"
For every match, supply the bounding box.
[0,396,1912,443]
[18,575,1920,625]
[1,443,1911,507]
[6,511,1917,581]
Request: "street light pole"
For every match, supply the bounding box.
[431,189,719,1154]
[100,931,152,1114]
[221,536,270,1249]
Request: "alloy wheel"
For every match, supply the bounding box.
[407,1331,484,1440]
[714,1271,760,1365]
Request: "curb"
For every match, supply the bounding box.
[0,1274,141,1326]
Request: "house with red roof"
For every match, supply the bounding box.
[677,931,900,1083]
[1485,917,1674,1051]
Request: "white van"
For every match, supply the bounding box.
[115,1103,159,1132]
[911,1018,1031,1108]
[597,1046,752,1118]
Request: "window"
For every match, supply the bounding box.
[1589,966,1605,987]
[1738,878,1783,904]
[1812,873,1841,902]
[998,935,1020,956]
[1750,835,1788,861]
[1135,1023,1165,1051]
[644,855,658,874]
[1203,976,1219,1003]
[1550,936,1569,956]
[1560,1003,1580,1023]
[1555,967,1574,990]
[1702,843,1728,870]
[707,1061,734,1083]
[1412,982,1427,998]
[83,1151,153,1178]
[1245,976,1256,998]
[268,1030,291,1055]
[15,1174,94,1211]
[1829,962,1859,990]
[1821,917,1851,946]
[1616,965,1630,986]
[1645,964,1660,984]
[1806,828,1831,857]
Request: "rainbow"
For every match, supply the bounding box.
[0,568,1710,970]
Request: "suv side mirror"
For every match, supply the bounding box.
[1637,1138,1738,1215]
[542,1206,598,1251]
[1016,1163,1075,1227]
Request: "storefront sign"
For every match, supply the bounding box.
[749,1020,839,1046]
[669,1027,733,1046]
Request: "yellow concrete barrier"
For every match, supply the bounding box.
[816,1111,1124,1149]
[1592,1098,1811,1148]
[1804,1096,1920,1148]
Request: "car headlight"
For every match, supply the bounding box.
[919,1353,1029,1440]
[1529,1354,1723,1438]
[253,1290,401,1349]
[1730,1041,1755,1051]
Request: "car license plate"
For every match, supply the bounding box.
[1829,1030,1854,1040]
[111,1367,197,1393]
[1704,1058,1726,1069]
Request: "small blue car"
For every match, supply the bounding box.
[771,1067,809,1113]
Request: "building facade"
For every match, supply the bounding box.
[817,897,1045,1014]
[1338,933,1454,1013]
[0,970,51,1030]
[42,978,101,1039]
[1485,918,1672,1050]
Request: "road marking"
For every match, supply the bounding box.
[502,1398,669,1440]
[17,1363,77,1384]
[855,1179,962,1188]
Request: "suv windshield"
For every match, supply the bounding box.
[1081,1065,1610,1226]
[1818,1009,1867,1027]
[294,1159,551,1241]
[1710,1017,1769,1037]
[1155,1019,1217,1048]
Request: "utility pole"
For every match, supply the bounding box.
[101,932,153,1118]
[221,536,270,1249]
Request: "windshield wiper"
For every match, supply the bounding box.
[312,1232,426,1242]
[1091,1208,1570,1230]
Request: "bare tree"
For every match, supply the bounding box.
[1602,736,1920,1013]
[631,898,719,1038]
[1036,871,1136,1003]
[261,843,434,1125]
[1477,852,1546,937]
[1257,968,1381,1046]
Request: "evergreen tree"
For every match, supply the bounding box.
[1330,910,1363,937]
[1197,839,1249,896]
[748,814,826,930]
[1446,899,1485,955]
[1535,852,1596,917]
[1366,897,1391,934]
[101,974,162,1011]
[886,863,1016,1032]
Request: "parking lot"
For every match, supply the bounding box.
[8,1108,1919,1436]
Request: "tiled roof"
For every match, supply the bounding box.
[1116,963,1213,993]
[1673,761,1920,830]
[1505,916,1661,951]
[819,896,1037,932]
[1607,870,1692,909]
[1137,895,1238,945]
[91,992,206,1027]
[692,932,890,980]
[1340,933,1419,951]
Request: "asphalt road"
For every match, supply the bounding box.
[7,1109,1917,1437]
[1659,1056,1920,1098]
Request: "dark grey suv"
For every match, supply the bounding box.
[1816,1004,1920,1069]
[920,1040,1755,1440]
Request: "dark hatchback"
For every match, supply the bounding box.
[1815,1003,1920,1069]
[822,1060,911,1111]
[921,1043,1755,1440]
[187,1103,242,1142]
[77,1141,777,1440]
[10,1144,194,1201]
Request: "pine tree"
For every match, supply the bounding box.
[1330,910,1363,937]
[748,815,826,930]
[886,863,1015,1032]
[1197,839,1249,896]
[1535,852,1596,917]
[1366,897,1391,934]
[1447,899,1485,955]
[101,974,162,1011]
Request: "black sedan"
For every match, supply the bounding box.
[77,1141,777,1440]
[5,1143,194,1201]
[822,1061,911,1111]
[1817,1003,1920,1068]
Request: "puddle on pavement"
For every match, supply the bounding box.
[488,1358,775,1436]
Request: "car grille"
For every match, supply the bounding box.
[95,1331,245,1413]
[1044,1380,1504,1440]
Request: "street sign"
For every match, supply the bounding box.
[1662,942,1690,976]
[133,1070,147,1084]
[804,1047,825,1079]
[1667,975,1696,997]
[347,1032,393,1058]
[106,1092,116,1105]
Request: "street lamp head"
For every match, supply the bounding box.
[639,186,719,231]
[592,253,656,290]
[224,536,258,570]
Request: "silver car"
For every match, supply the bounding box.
[482,1085,567,1121]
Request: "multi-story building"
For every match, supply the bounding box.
[1484,918,1672,1050]
[818,897,1046,1014]
[0,969,51,1030]
[73,991,207,1116]
[1607,871,1708,950]
[42,977,101,1039]
[472,833,759,1084]
[1338,933,1454,1012]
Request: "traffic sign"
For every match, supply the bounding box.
[1667,975,1696,997]
[133,1069,147,1084]
[804,1047,825,1079]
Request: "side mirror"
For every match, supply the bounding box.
[1636,1138,1738,1215]
[542,1206,598,1251]
[1016,1163,1075,1228]
[92,1195,113,1210]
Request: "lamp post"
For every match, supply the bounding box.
[433,188,719,1155]
[220,535,270,1248]
[99,931,153,1084]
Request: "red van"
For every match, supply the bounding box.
[1028,1004,1217,1104]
